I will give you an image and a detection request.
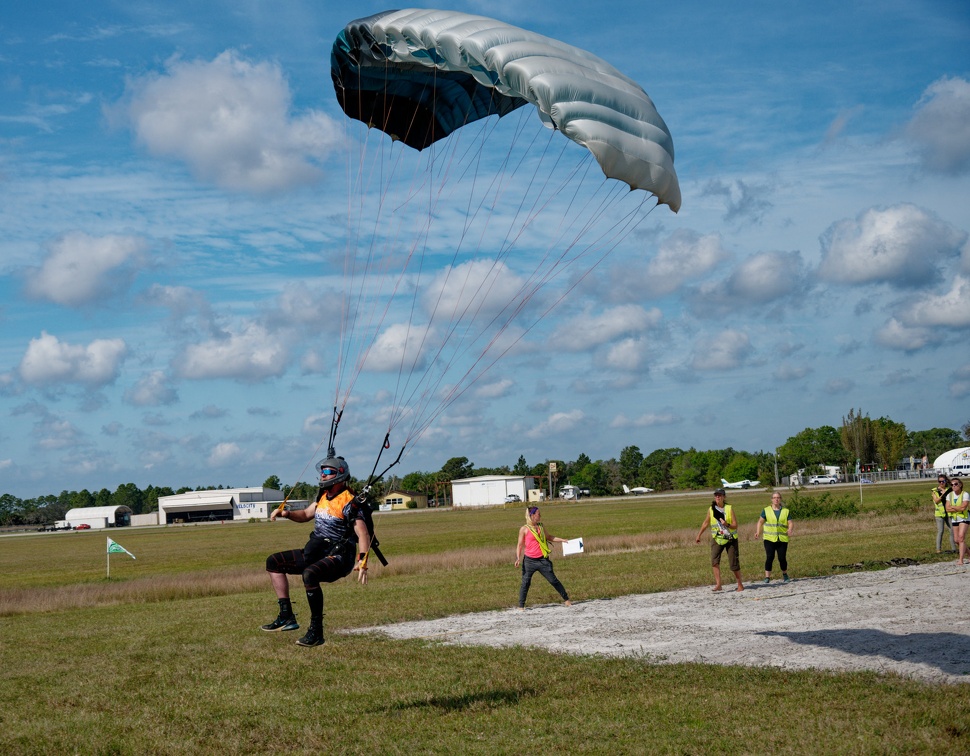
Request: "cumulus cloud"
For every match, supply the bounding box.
[526,409,585,439]
[422,260,527,322]
[362,322,431,373]
[886,275,970,330]
[690,329,753,371]
[702,179,774,224]
[689,250,806,318]
[474,378,514,399]
[818,204,966,287]
[773,363,813,381]
[640,230,728,296]
[177,323,287,380]
[24,232,148,306]
[905,76,970,175]
[874,318,940,351]
[207,441,242,467]
[19,331,127,387]
[118,50,341,193]
[824,378,855,394]
[610,411,681,429]
[124,370,178,406]
[553,305,662,352]
[603,337,649,372]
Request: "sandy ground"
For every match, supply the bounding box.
[355,561,970,684]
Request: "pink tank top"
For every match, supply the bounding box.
[524,526,545,558]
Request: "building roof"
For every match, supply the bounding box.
[65,505,133,519]
[451,475,533,483]
[934,447,970,469]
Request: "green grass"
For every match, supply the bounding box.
[1,480,968,754]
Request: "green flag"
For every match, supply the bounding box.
[107,537,136,559]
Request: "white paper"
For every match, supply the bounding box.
[562,537,584,556]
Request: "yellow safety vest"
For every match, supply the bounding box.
[762,507,790,542]
[948,492,970,522]
[933,487,950,518]
[709,505,737,545]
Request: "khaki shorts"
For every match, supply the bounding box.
[711,539,740,572]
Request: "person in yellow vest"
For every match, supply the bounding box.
[755,492,793,583]
[515,506,573,608]
[931,475,954,553]
[945,478,969,565]
[695,488,743,592]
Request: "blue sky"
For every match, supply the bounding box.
[1,1,968,498]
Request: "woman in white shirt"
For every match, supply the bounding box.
[945,478,970,565]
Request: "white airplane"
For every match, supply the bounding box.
[623,484,653,495]
[721,478,761,489]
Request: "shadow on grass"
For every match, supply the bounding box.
[388,687,539,712]
[758,629,970,677]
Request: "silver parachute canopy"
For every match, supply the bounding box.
[332,8,680,211]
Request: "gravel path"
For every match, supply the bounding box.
[355,561,970,684]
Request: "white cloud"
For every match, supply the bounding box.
[177,323,287,380]
[610,411,681,428]
[422,260,527,322]
[886,275,970,330]
[690,329,753,371]
[725,250,804,303]
[905,76,970,175]
[819,204,966,287]
[642,230,727,296]
[526,409,585,439]
[554,305,662,352]
[207,441,242,467]
[24,232,147,306]
[119,50,341,193]
[362,322,431,373]
[474,378,514,399]
[19,331,128,386]
[773,363,813,381]
[604,337,648,371]
[124,370,178,406]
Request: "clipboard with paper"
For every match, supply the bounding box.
[562,537,584,556]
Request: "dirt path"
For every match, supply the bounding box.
[355,561,970,684]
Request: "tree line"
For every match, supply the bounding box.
[3,410,967,527]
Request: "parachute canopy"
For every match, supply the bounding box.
[332,8,680,211]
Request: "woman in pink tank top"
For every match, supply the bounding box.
[515,506,573,609]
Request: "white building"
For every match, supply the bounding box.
[451,475,537,508]
[157,487,289,524]
[934,447,970,478]
[64,505,133,530]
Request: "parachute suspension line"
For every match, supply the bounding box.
[404,194,654,449]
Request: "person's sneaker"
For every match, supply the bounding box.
[296,624,324,647]
[763,578,770,584]
[782,574,791,583]
[261,615,299,632]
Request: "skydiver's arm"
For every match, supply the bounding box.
[355,518,371,585]
[515,526,526,566]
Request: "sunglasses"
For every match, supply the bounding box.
[319,467,340,476]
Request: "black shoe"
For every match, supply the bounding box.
[261,615,299,632]
[296,624,324,647]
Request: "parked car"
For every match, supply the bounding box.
[809,475,838,485]
[504,494,521,503]
[74,523,91,530]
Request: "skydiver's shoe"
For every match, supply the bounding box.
[261,615,299,632]
[782,574,791,583]
[296,623,324,647]
[763,578,770,584]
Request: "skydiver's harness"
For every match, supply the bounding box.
[322,407,398,569]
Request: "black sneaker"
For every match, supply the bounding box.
[296,624,324,647]
[261,615,299,632]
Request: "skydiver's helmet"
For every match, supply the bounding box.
[316,456,350,490]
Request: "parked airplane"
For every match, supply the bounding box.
[623,484,653,495]
[721,478,761,489]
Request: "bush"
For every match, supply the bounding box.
[786,489,859,520]
[406,500,418,509]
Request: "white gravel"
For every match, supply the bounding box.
[355,561,970,684]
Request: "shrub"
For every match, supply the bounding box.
[786,489,858,520]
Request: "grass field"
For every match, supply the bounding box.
[2,481,968,754]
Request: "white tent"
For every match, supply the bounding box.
[933,447,970,476]
[65,505,133,529]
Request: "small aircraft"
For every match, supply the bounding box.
[622,484,653,495]
[721,478,761,489]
